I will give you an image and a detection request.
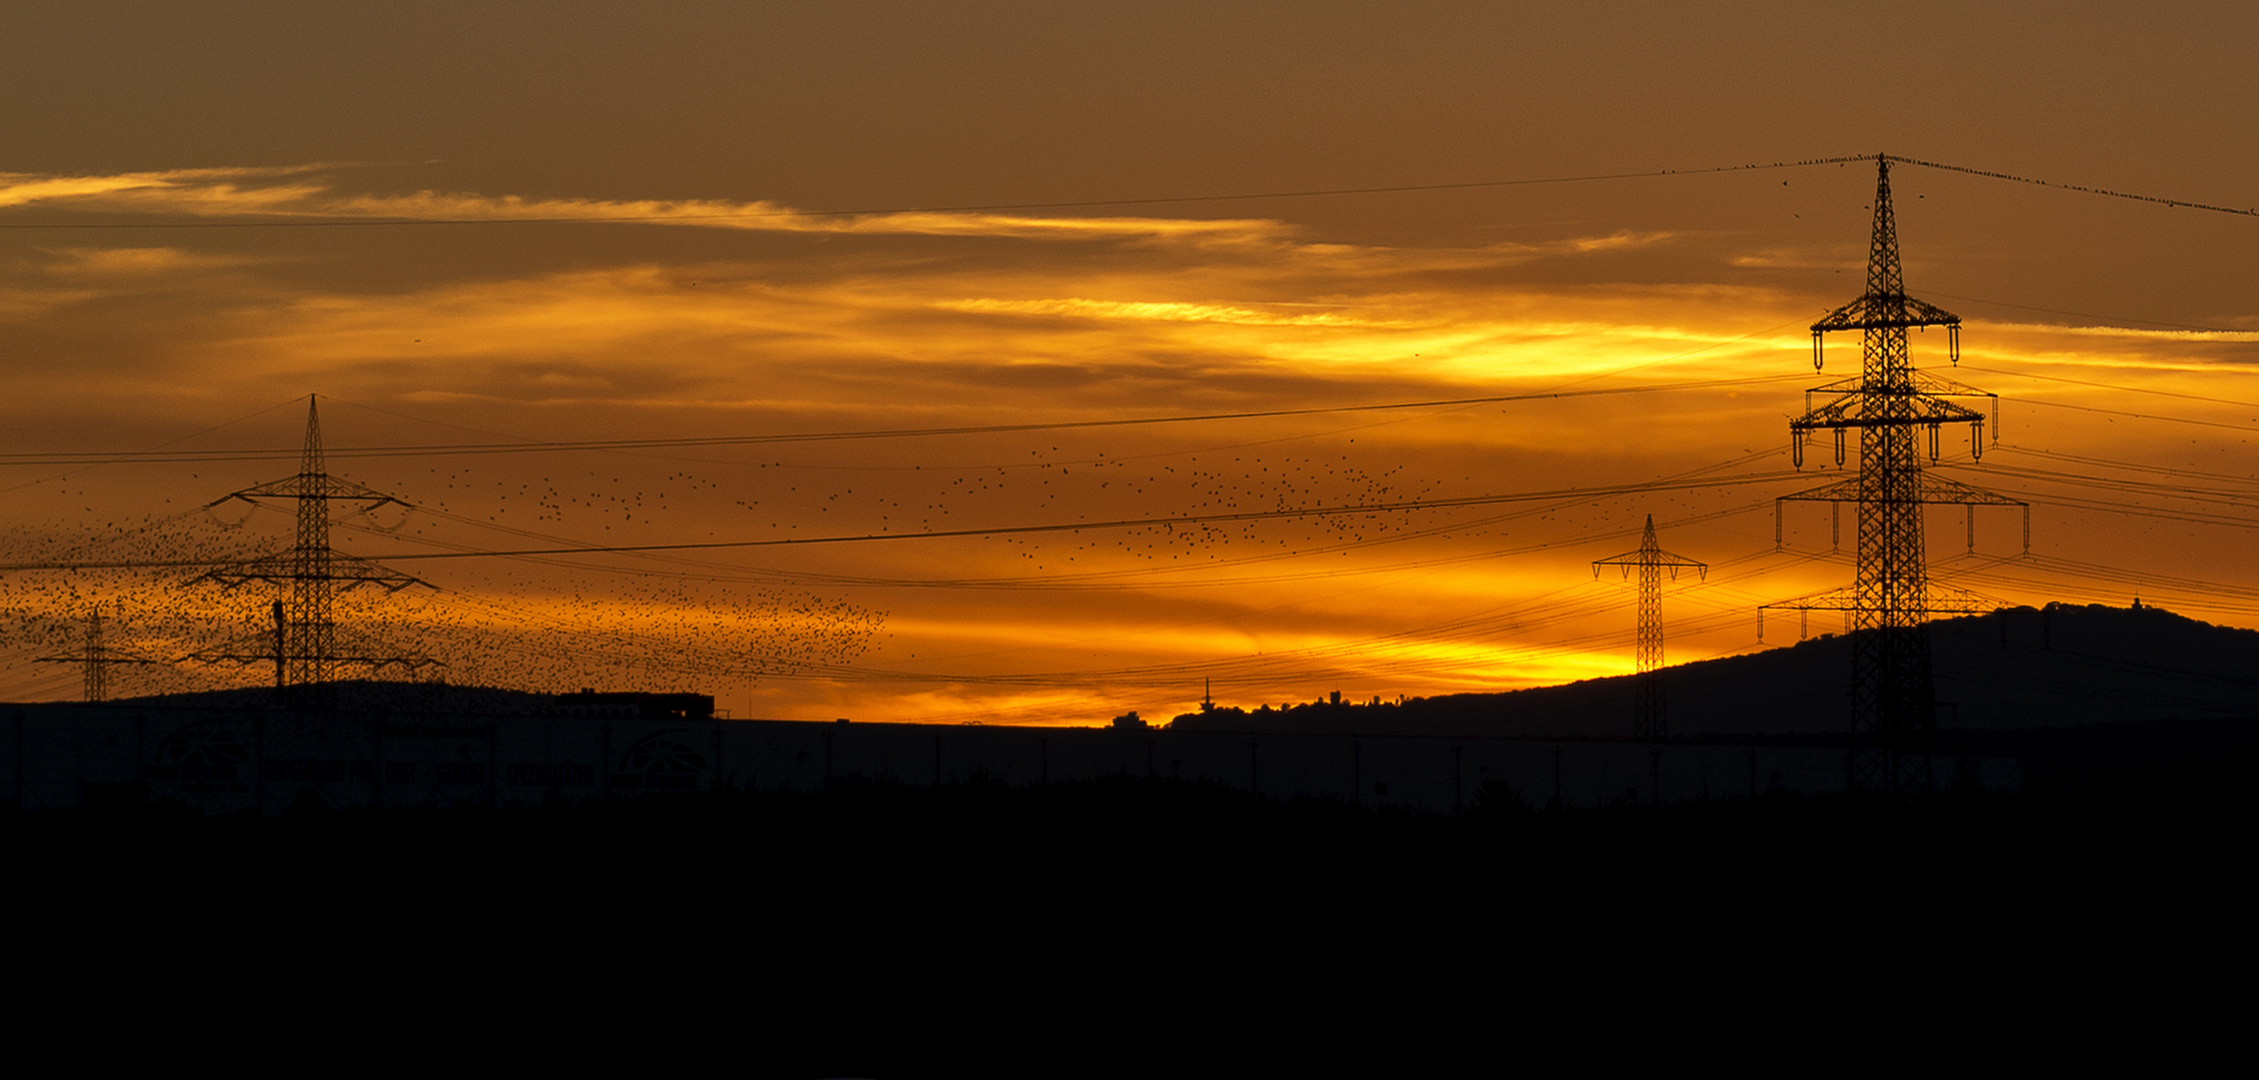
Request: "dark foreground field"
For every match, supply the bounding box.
[9,752,2249,1073]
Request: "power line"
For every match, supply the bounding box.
[329,445,1791,591]
[1992,444,2259,489]
[1886,154,2259,219]
[0,469,1806,572]
[1957,487,2259,536]
[1959,365,2259,413]
[0,374,1808,467]
[1926,292,2256,335]
[371,470,1807,564]
[2007,397,2259,434]
[1960,461,2259,507]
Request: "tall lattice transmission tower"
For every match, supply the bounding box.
[36,607,156,702]
[193,396,438,707]
[1593,515,1706,740]
[1769,155,2024,794]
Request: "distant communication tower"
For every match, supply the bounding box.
[1771,155,2024,794]
[36,607,155,702]
[194,397,438,707]
[1592,515,1706,740]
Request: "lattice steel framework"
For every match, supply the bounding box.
[36,607,156,702]
[1593,515,1706,741]
[1772,155,2024,793]
[194,397,437,707]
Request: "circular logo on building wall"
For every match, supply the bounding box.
[148,721,252,792]
[612,731,708,792]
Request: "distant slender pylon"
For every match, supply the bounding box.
[36,606,156,702]
[1592,515,1705,740]
[1768,155,2025,794]
[193,396,438,707]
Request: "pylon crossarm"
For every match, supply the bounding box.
[1779,477,1862,503]
[1909,370,1994,398]
[1797,376,1865,415]
[1778,473,2019,509]
[180,636,443,668]
[195,549,430,591]
[327,552,430,592]
[1789,396,1859,430]
[1760,586,1861,615]
[1593,554,1703,573]
[1915,474,2025,507]
[1651,552,1706,573]
[179,651,269,665]
[184,652,442,670]
[357,578,423,594]
[1760,585,1995,619]
[1918,583,1997,616]
[1905,394,1988,426]
[1900,295,1961,327]
[205,485,304,509]
[205,478,407,511]
[308,475,411,508]
[331,654,447,669]
[194,551,296,587]
[1791,393,1986,431]
[1811,294,1961,334]
[181,646,325,665]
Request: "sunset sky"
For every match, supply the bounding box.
[2,3,2255,723]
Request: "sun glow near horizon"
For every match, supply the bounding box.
[2,147,2254,724]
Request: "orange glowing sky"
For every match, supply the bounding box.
[2,4,2255,722]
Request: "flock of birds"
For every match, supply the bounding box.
[0,420,1488,702]
[0,473,888,700]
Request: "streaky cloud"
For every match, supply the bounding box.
[1,165,1291,244]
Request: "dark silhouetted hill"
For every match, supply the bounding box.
[1173,603,2259,740]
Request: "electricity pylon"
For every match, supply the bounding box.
[192,396,438,707]
[36,607,156,702]
[1593,515,1706,741]
[1769,155,2025,794]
